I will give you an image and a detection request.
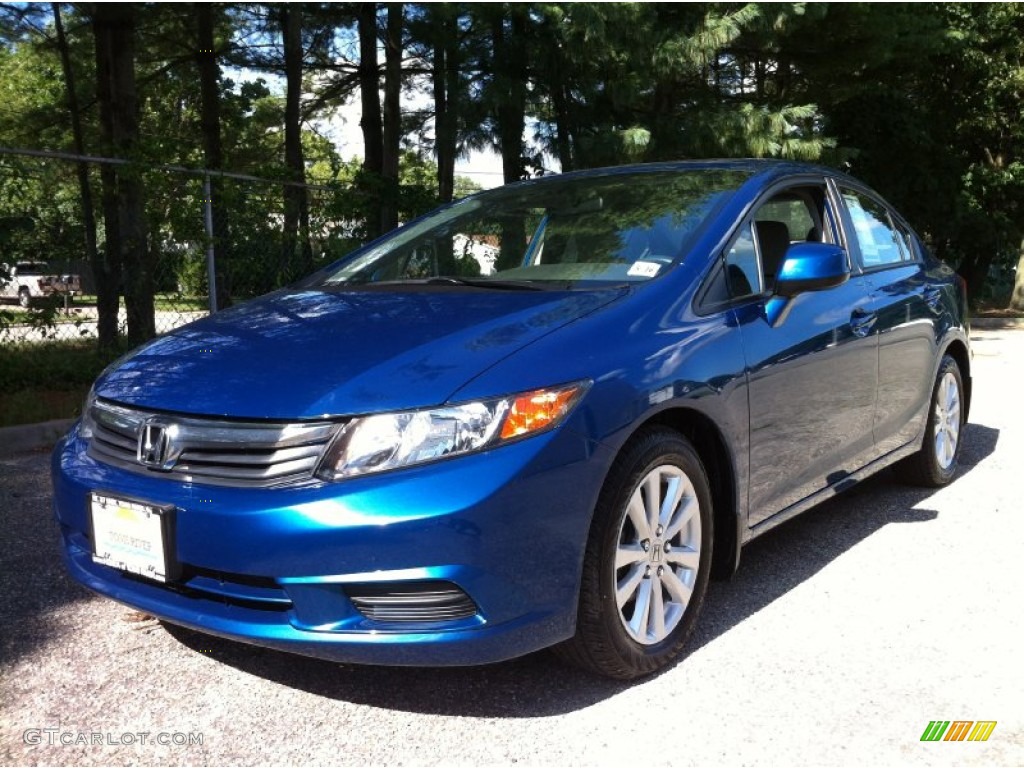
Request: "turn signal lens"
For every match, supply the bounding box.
[500,385,585,440]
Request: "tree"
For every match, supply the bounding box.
[280,3,312,277]
[1010,247,1024,311]
[52,3,100,318]
[354,3,404,238]
[411,3,464,203]
[93,3,153,345]
[777,4,958,254]
[6,0,1024,317]
[195,2,232,309]
[381,3,403,233]
[939,4,1024,304]
[484,3,530,184]
[527,4,832,170]
[355,2,382,238]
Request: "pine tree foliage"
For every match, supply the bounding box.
[1,1,1024,330]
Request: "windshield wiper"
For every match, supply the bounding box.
[424,277,548,291]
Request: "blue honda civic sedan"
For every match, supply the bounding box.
[52,160,971,679]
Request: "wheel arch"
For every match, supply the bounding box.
[636,407,741,580]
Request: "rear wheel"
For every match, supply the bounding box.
[900,355,965,487]
[555,427,713,679]
[18,287,31,309]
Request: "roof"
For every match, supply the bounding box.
[486,158,856,194]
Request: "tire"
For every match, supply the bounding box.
[899,355,965,487]
[555,427,713,680]
[18,288,31,309]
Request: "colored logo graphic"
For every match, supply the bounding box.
[920,721,997,742]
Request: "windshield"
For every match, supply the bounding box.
[313,169,749,289]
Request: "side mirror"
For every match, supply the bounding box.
[774,242,850,298]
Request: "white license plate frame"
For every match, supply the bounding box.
[90,492,175,583]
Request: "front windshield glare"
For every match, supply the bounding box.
[317,169,749,288]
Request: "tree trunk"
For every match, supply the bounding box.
[552,82,574,172]
[432,6,459,205]
[93,4,153,345]
[380,3,402,234]
[1009,238,1024,311]
[492,7,528,184]
[490,7,528,271]
[956,250,994,308]
[358,2,384,239]
[54,3,113,348]
[647,81,677,161]
[281,4,312,279]
[196,3,231,309]
[432,38,450,203]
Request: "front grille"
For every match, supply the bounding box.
[346,582,478,623]
[86,398,342,488]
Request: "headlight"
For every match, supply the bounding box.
[316,381,589,480]
[79,386,97,440]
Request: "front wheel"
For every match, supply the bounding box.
[555,427,713,679]
[899,355,965,487]
[18,287,31,309]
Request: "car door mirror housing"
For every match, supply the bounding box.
[774,242,851,298]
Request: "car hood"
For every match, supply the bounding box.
[95,288,620,419]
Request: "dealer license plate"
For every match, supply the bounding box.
[90,493,171,582]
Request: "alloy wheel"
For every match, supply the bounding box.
[614,464,702,645]
[933,370,961,471]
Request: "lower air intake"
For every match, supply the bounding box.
[346,581,477,623]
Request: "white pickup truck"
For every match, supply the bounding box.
[0,261,82,308]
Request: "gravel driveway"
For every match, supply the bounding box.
[2,328,1022,767]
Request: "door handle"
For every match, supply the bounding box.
[850,308,877,337]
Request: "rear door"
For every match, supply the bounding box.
[835,184,938,454]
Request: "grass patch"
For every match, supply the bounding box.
[0,340,130,426]
[75,294,209,312]
[0,307,83,325]
[1,293,206,334]
[0,387,89,428]
[156,294,208,312]
[0,338,125,392]
[0,308,37,325]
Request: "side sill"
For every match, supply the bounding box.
[742,440,920,544]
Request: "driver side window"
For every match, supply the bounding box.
[723,187,828,299]
[723,222,762,298]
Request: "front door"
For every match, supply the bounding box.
[730,184,879,526]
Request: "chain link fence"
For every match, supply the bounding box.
[0,147,380,426]
[0,147,366,348]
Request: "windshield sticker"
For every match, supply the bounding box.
[627,261,662,278]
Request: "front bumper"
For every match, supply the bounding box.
[52,421,612,666]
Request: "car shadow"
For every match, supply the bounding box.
[163,422,1000,717]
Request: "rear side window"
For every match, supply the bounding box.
[841,190,912,268]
